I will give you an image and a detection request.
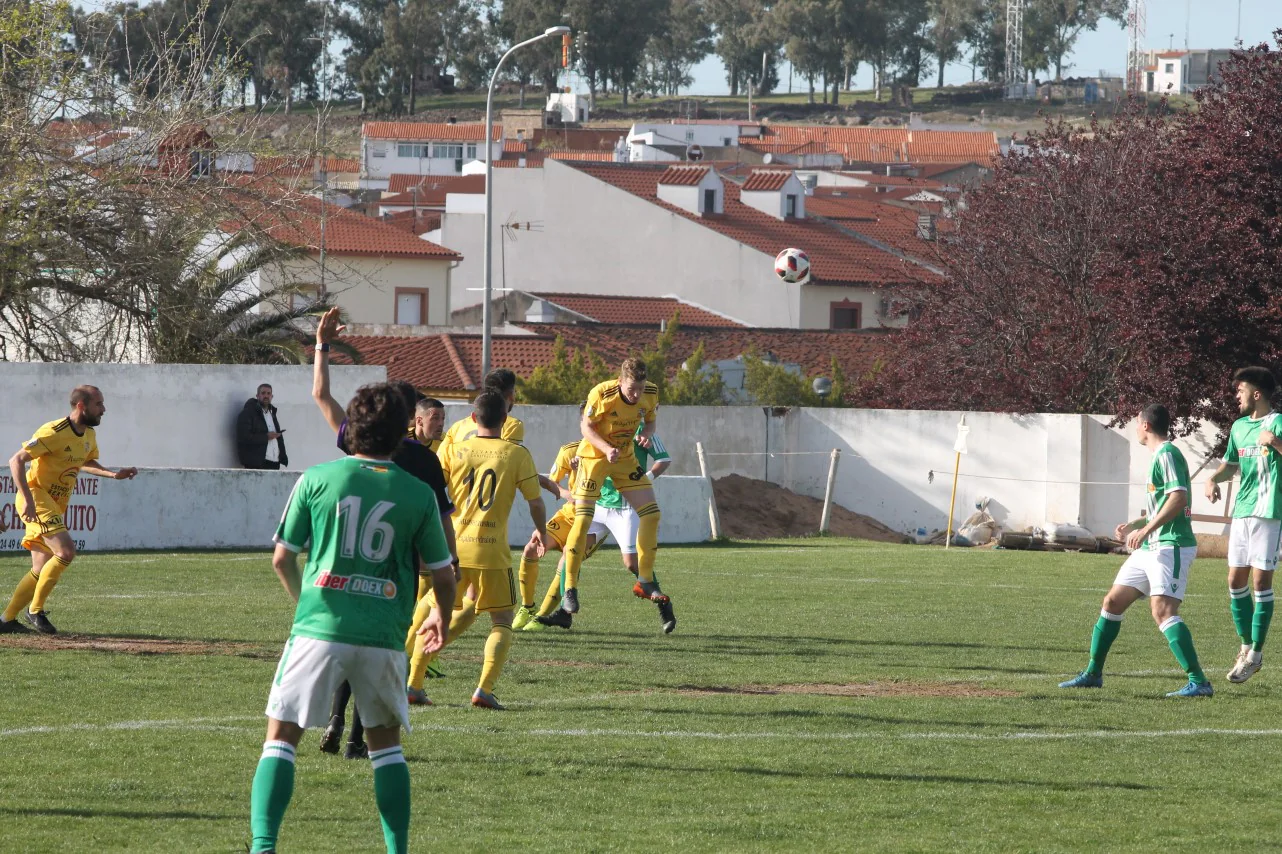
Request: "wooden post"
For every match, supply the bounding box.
[696,441,722,540]
[945,451,962,550]
[819,448,841,534]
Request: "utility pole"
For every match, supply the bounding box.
[1004,0,1025,99]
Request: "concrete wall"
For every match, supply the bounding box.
[0,468,712,551]
[0,363,384,471]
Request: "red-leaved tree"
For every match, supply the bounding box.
[877,33,1282,431]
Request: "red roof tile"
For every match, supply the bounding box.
[754,126,999,165]
[381,209,442,235]
[490,157,545,168]
[658,165,710,186]
[527,293,745,327]
[504,139,530,153]
[742,170,794,191]
[545,151,616,162]
[381,174,485,203]
[255,155,361,176]
[222,185,462,261]
[337,324,892,395]
[570,163,937,287]
[362,122,502,142]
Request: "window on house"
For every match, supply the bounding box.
[830,302,861,329]
[398,143,430,159]
[685,130,695,142]
[431,143,464,159]
[371,143,387,158]
[702,188,716,213]
[395,288,429,325]
[466,143,478,159]
[785,194,797,218]
[1164,63,1174,73]
[291,288,319,312]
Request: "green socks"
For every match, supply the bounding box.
[1253,590,1274,652]
[250,740,296,853]
[1160,616,1207,684]
[1087,611,1123,675]
[1230,586,1254,646]
[371,745,411,854]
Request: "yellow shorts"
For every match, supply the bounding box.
[17,488,68,553]
[543,503,607,559]
[573,455,650,501]
[455,566,518,613]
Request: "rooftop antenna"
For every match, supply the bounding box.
[1236,0,1243,46]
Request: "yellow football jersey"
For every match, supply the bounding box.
[548,441,581,496]
[577,380,658,460]
[440,435,540,570]
[436,414,524,463]
[21,418,98,506]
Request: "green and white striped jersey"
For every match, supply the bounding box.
[1225,412,1282,519]
[597,431,670,511]
[1143,442,1197,550]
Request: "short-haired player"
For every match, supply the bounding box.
[250,383,456,854]
[1059,404,1212,697]
[1205,367,1282,683]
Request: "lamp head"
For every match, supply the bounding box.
[544,25,571,36]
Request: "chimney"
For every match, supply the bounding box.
[916,213,937,241]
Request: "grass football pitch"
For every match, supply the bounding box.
[2,538,1280,852]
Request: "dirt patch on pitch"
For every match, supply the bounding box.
[713,474,910,543]
[0,633,272,658]
[672,681,1019,699]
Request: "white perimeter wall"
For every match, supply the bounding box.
[0,362,1235,549]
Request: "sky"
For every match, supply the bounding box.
[75,0,1281,98]
[683,0,1282,94]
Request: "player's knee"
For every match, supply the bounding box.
[522,541,539,560]
[51,542,76,563]
[1253,570,1274,593]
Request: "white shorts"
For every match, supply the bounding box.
[265,635,410,731]
[1113,546,1198,600]
[593,504,639,555]
[1228,517,1282,571]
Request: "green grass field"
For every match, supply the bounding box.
[2,539,1278,852]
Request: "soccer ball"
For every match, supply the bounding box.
[774,247,810,284]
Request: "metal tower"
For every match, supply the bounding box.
[1127,0,1147,94]
[1004,0,1025,98]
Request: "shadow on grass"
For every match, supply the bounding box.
[0,806,230,820]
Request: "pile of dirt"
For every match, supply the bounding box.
[712,474,908,543]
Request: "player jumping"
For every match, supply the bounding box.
[1059,404,1212,698]
[1204,366,1282,683]
[558,358,668,617]
[1,385,137,635]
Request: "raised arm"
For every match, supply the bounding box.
[312,307,347,434]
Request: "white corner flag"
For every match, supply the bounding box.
[953,414,969,455]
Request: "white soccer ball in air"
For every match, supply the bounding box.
[774,247,810,284]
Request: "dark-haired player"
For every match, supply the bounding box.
[1059,404,1211,698]
[249,382,455,854]
[1205,366,1282,683]
[426,390,546,709]
[310,307,456,753]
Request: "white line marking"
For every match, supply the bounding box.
[0,716,260,738]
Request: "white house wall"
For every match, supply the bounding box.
[264,254,453,326]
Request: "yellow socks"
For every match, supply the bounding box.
[29,555,70,614]
[563,503,595,589]
[635,502,661,583]
[518,557,539,608]
[407,596,475,690]
[538,562,564,616]
[3,570,40,622]
[478,624,513,695]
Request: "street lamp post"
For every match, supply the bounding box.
[483,25,570,378]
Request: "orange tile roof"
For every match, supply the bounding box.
[527,293,745,327]
[504,139,531,153]
[531,127,629,151]
[337,324,893,394]
[381,209,442,235]
[490,157,545,168]
[658,165,710,186]
[754,126,999,164]
[362,122,502,142]
[570,163,937,287]
[255,155,361,177]
[806,194,950,259]
[382,174,485,203]
[222,185,462,261]
[545,151,616,162]
[741,170,794,191]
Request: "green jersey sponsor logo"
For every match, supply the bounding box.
[1225,412,1282,520]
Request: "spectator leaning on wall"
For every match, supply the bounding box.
[238,384,288,470]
